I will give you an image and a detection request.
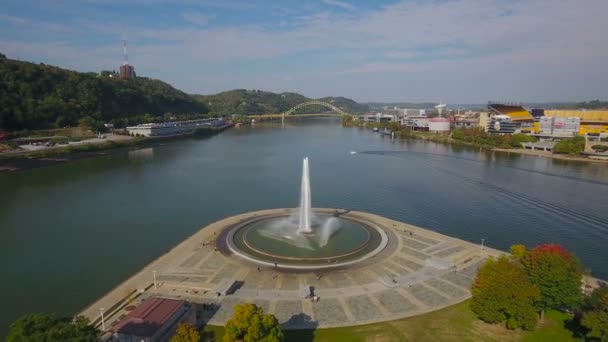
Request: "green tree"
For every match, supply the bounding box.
[470,256,540,330]
[521,244,583,319]
[580,286,608,341]
[171,323,200,342]
[511,133,536,147]
[553,136,586,155]
[6,313,99,342]
[223,303,283,342]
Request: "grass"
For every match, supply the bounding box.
[200,301,577,342]
[522,311,577,342]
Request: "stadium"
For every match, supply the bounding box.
[487,103,608,136]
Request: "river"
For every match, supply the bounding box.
[0,117,607,334]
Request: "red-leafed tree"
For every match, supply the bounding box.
[521,244,584,320]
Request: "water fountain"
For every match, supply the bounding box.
[226,157,387,268]
[297,157,313,235]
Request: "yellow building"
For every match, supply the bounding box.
[544,110,608,135]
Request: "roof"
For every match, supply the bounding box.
[113,297,186,338]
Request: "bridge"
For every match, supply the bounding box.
[283,101,348,116]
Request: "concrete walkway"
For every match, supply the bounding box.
[80,208,505,331]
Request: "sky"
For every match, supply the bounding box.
[1,0,607,103]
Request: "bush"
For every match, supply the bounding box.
[511,133,537,147]
[592,144,608,153]
[553,136,585,155]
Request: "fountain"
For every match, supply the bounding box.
[297,157,313,234]
[225,157,387,268]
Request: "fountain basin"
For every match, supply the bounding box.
[225,210,388,269]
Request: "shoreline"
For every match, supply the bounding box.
[346,123,607,165]
[0,124,233,172]
[492,148,608,164]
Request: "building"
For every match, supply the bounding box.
[543,110,608,135]
[120,64,136,79]
[488,103,534,133]
[401,116,430,131]
[428,118,451,132]
[358,113,398,123]
[487,115,516,134]
[537,116,580,136]
[112,297,196,342]
[127,118,224,137]
[454,118,479,129]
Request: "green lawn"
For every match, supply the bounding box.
[201,300,576,342]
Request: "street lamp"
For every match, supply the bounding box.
[153,270,157,289]
[100,307,106,331]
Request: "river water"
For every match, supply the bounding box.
[1,117,607,333]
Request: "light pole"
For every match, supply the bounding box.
[153,270,157,289]
[100,307,106,331]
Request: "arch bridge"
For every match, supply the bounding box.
[283,101,348,116]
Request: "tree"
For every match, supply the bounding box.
[223,303,283,342]
[470,256,540,330]
[521,244,583,319]
[6,313,99,342]
[510,244,526,258]
[171,323,200,342]
[553,136,586,155]
[511,133,536,147]
[581,286,608,341]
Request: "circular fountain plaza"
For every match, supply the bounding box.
[226,211,388,268]
[81,158,504,330]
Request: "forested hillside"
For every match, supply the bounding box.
[195,89,368,115]
[0,54,207,131]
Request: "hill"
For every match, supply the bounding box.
[194,90,368,115]
[0,54,208,131]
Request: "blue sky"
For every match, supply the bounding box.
[1,0,607,103]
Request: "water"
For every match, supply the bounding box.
[0,117,607,334]
[297,157,313,234]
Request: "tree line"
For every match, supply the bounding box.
[0,54,208,132]
[194,89,368,116]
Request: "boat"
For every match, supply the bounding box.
[380,128,392,136]
[373,127,379,132]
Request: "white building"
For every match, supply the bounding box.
[126,118,224,137]
[429,118,451,132]
[401,116,430,130]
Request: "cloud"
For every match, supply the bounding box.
[321,0,354,11]
[182,12,211,26]
[2,0,608,101]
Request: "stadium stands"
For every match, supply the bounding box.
[488,104,533,121]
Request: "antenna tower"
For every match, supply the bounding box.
[122,33,129,66]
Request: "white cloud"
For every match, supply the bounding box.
[3,0,608,101]
[321,0,354,11]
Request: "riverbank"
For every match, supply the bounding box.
[493,148,608,164]
[0,123,233,172]
[347,121,606,164]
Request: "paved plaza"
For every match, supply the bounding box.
[81,209,504,330]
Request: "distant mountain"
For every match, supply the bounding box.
[0,54,207,131]
[194,89,368,115]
